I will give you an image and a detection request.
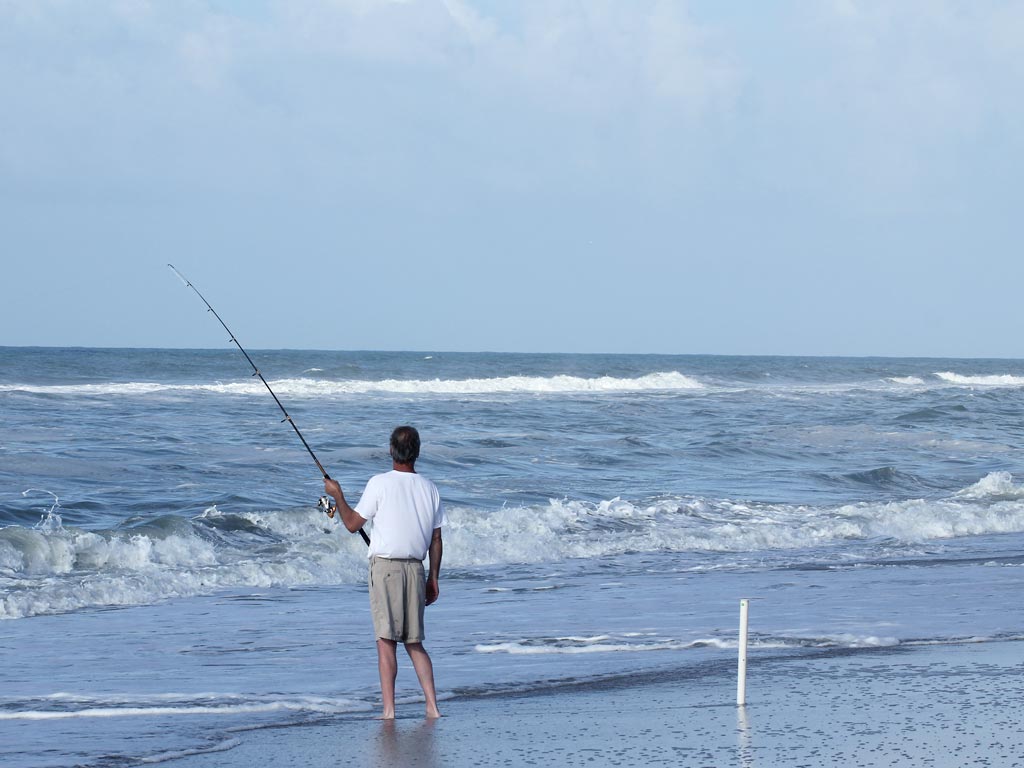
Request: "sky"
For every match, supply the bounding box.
[1,0,1022,357]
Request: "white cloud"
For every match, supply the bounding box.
[441,0,496,46]
[179,18,239,91]
[1,1,1020,210]
[465,2,739,119]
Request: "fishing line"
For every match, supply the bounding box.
[168,264,370,545]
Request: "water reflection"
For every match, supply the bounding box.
[368,718,439,768]
[737,705,754,768]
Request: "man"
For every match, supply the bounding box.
[324,425,444,719]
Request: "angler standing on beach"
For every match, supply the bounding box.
[324,425,445,719]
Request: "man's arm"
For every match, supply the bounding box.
[426,527,442,606]
[323,478,368,534]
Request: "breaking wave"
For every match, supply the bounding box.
[0,371,704,397]
[4,473,1024,619]
[10,370,1024,399]
[445,474,1024,566]
[0,507,369,620]
[888,376,926,386]
[935,372,1024,388]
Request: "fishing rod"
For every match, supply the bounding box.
[168,264,370,546]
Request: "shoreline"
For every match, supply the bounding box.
[160,639,1024,768]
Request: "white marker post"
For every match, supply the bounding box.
[737,598,749,706]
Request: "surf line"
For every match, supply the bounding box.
[167,264,369,546]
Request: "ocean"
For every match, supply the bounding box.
[3,347,1024,766]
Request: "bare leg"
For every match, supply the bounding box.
[405,642,441,718]
[377,638,398,719]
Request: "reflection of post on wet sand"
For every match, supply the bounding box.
[737,705,754,768]
[371,718,439,768]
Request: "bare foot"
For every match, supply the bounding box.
[377,710,396,720]
[426,706,442,719]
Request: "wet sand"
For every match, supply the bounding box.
[164,640,1024,768]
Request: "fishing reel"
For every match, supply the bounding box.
[318,495,337,518]
[319,493,371,545]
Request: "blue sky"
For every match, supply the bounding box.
[2,1,1022,356]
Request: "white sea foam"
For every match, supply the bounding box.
[954,471,1024,501]
[476,641,685,654]
[901,633,1024,646]
[0,371,704,398]
[888,376,925,385]
[444,473,1024,567]
[0,694,368,721]
[472,633,877,655]
[809,633,900,648]
[140,738,242,765]
[0,508,367,619]
[13,370,1024,398]
[473,637,733,655]
[4,473,1024,619]
[935,372,1024,388]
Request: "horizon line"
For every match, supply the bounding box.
[1,344,1023,363]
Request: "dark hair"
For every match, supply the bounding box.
[390,425,421,464]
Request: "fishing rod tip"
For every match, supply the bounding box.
[168,264,191,288]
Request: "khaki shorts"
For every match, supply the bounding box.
[369,556,426,643]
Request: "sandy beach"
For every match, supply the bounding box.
[161,639,1024,768]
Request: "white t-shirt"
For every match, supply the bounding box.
[356,470,446,561]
